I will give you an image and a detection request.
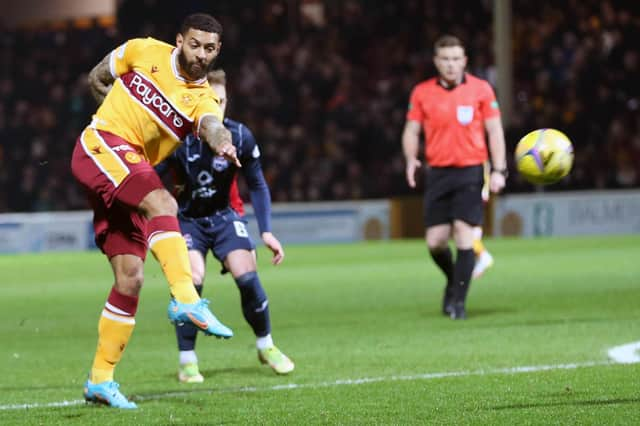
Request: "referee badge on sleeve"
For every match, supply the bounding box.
[457,105,474,125]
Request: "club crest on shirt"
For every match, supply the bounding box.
[181,93,194,106]
[457,105,474,125]
[212,156,229,172]
[124,151,141,164]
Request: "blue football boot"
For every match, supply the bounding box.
[83,380,137,409]
[168,298,233,338]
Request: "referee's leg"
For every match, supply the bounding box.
[450,177,484,319]
[425,224,456,316]
[451,220,475,319]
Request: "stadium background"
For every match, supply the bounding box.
[0,0,638,214]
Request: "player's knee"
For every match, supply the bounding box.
[235,271,268,311]
[426,229,449,249]
[225,249,257,277]
[115,263,144,294]
[452,221,474,248]
[139,188,178,219]
[426,237,448,251]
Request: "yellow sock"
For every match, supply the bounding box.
[149,232,199,303]
[473,238,485,257]
[90,310,135,383]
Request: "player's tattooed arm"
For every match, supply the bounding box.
[199,115,241,167]
[88,53,115,104]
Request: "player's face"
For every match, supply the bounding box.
[434,46,467,85]
[176,29,221,80]
[210,83,227,115]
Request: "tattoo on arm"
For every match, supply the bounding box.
[88,54,115,104]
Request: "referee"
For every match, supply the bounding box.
[402,35,507,320]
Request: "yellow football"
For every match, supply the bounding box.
[515,128,574,185]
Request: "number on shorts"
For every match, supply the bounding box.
[233,221,249,238]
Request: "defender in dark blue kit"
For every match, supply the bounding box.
[156,69,294,381]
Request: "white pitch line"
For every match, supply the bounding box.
[0,359,621,411]
[0,400,83,410]
[607,341,640,364]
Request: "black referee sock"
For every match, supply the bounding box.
[453,248,475,303]
[429,247,454,285]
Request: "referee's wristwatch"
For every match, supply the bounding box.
[491,167,509,179]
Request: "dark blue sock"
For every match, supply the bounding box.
[175,284,203,351]
[235,271,271,337]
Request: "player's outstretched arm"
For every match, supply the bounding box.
[88,53,115,104]
[199,115,241,167]
[240,131,281,264]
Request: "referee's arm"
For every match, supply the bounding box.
[485,116,507,193]
[402,120,423,188]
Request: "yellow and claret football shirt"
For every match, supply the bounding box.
[90,37,222,166]
[406,73,500,167]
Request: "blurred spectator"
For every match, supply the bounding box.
[1,0,639,212]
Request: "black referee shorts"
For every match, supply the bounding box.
[423,165,484,227]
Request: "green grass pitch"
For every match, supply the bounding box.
[0,236,639,425]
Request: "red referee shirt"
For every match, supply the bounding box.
[406,73,500,167]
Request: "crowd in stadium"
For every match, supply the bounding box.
[0,0,638,212]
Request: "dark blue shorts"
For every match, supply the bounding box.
[179,208,256,268]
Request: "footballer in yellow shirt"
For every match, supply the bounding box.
[71,13,238,409]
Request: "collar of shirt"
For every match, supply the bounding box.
[437,74,467,90]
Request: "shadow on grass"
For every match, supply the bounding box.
[157,364,267,382]
[490,397,640,410]
[424,306,518,319]
[455,314,613,328]
[0,384,76,392]
[464,307,519,318]
[0,365,270,396]
[199,365,266,378]
[130,380,267,402]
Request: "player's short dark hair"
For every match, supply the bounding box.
[207,69,226,86]
[180,13,223,37]
[434,35,464,52]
